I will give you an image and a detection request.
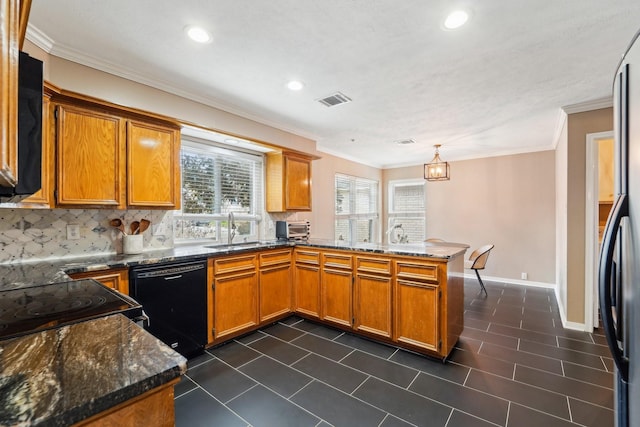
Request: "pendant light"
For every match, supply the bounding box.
[424,144,450,181]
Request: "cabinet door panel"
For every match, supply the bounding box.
[214,271,258,339]
[354,273,392,338]
[69,269,129,295]
[259,264,292,322]
[394,279,439,352]
[285,155,311,210]
[56,105,125,207]
[127,121,179,208]
[293,264,320,318]
[321,268,352,327]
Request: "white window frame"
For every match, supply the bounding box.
[174,136,264,245]
[387,179,425,244]
[335,174,379,243]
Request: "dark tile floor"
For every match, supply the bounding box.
[174,280,614,427]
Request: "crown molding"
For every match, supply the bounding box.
[25,23,54,52]
[562,97,613,114]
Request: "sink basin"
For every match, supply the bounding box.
[203,241,263,251]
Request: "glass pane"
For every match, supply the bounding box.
[393,183,424,212]
[390,217,424,244]
[181,151,216,214]
[335,219,350,241]
[355,219,373,243]
[174,218,218,240]
[355,179,377,214]
[335,175,351,215]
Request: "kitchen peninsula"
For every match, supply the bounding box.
[0,239,466,425]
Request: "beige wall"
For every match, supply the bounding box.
[384,152,556,284]
[561,108,613,324]
[24,41,316,154]
[309,154,382,240]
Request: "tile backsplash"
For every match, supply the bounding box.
[0,209,173,264]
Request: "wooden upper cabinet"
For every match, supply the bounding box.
[56,104,126,208]
[266,151,313,212]
[127,120,180,208]
[51,89,182,209]
[0,0,19,188]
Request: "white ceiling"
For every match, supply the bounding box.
[27,1,640,168]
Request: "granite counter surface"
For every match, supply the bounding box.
[0,239,467,290]
[299,239,469,259]
[0,314,186,426]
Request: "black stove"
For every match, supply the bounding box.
[0,279,143,340]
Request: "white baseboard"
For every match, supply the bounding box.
[464,273,555,289]
[464,273,589,331]
[553,286,588,332]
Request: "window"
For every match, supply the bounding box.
[174,138,263,243]
[387,179,425,244]
[335,174,379,243]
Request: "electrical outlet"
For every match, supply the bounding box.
[521,272,528,280]
[67,224,80,240]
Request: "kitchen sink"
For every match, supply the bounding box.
[204,241,265,251]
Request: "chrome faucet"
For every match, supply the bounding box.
[228,212,237,244]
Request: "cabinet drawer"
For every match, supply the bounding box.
[322,252,352,270]
[259,249,292,268]
[294,249,320,265]
[395,261,439,283]
[214,255,257,275]
[356,256,391,275]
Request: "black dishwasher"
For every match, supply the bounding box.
[130,260,207,357]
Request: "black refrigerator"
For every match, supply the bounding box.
[599,29,640,427]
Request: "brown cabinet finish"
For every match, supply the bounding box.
[394,278,440,352]
[320,252,353,327]
[69,268,130,296]
[293,248,321,318]
[259,249,292,323]
[212,254,258,341]
[55,104,126,208]
[354,255,393,339]
[266,151,313,212]
[127,120,180,208]
[72,380,178,427]
[50,88,181,209]
[0,0,19,187]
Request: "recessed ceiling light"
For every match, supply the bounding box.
[287,80,304,91]
[185,25,212,43]
[443,10,470,30]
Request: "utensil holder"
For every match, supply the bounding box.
[123,234,143,254]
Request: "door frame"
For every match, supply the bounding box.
[584,130,614,332]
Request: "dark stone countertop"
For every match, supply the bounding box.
[300,239,469,259]
[0,239,467,291]
[0,314,186,426]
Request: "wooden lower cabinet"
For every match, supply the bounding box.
[69,268,129,295]
[394,279,439,352]
[212,254,258,341]
[259,249,292,323]
[320,252,353,327]
[202,246,464,360]
[352,255,393,339]
[72,379,178,427]
[293,249,321,318]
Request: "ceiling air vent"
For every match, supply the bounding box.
[395,139,416,145]
[317,92,352,107]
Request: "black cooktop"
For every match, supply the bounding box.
[0,279,143,340]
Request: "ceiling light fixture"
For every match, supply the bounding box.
[443,10,469,30]
[287,80,304,91]
[424,144,450,181]
[185,25,212,43]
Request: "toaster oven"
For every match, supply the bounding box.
[275,220,310,240]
